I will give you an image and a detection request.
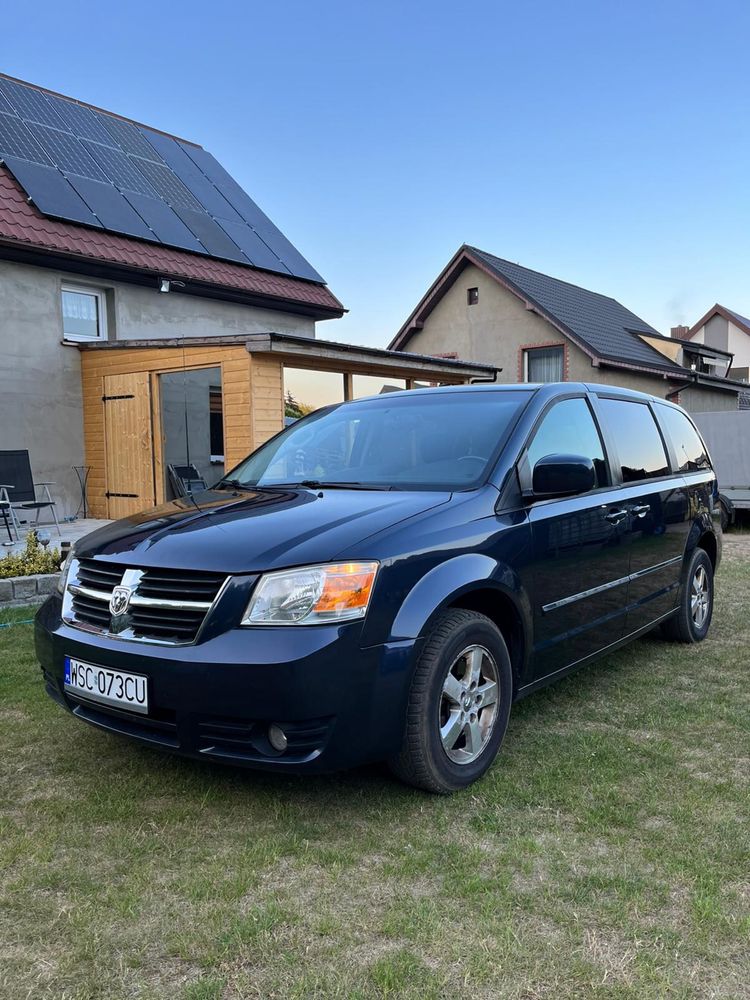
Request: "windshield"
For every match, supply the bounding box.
[223,390,530,491]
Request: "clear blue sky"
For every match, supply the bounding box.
[2,1,749,346]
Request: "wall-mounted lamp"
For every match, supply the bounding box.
[158,278,186,293]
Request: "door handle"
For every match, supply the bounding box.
[605,509,628,525]
[631,504,651,518]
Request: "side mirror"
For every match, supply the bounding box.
[532,453,596,497]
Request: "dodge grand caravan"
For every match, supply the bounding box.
[36,383,721,792]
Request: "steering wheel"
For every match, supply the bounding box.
[457,455,489,469]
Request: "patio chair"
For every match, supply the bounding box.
[0,495,13,543]
[0,450,61,539]
[167,463,208,500]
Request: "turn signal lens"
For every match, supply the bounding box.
[241,562,379,626]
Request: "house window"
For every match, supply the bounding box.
[61,284,107,341]
[467,287,479,306]
[524,345,564,383]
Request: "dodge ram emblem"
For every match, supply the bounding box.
[110,585,132,617]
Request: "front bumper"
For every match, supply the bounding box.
[35,595,418,773]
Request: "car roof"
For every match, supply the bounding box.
[347,381,671,406]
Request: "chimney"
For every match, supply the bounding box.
[671,325,691,340]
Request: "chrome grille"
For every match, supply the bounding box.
[65,558,227,645]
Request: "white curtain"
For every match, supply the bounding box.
[527,347,563,382]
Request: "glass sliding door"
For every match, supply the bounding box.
[160,366,224,498]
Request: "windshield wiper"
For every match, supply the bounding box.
[273,480,395,491]
[215,478,251,491]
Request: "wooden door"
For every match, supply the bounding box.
[103,372,156,519]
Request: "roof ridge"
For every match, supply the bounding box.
[0,71,201,148]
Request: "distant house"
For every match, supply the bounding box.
[0,76,493,521]
[389,245,745,414]
[675,304,750,386]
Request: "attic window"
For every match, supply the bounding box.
[467,287,479,306]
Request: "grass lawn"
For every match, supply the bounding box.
[1,543,749,1000]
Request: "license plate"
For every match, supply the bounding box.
[64,657,149,715]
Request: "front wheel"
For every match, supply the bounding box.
[388,609,513,793]
[661,547,714,643]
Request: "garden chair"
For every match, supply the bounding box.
[0,450,61,539]
[167,463,208,500]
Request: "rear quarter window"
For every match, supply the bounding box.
[597,397,669,482]
[656,404,711,472]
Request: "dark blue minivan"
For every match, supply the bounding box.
[36,383,721,792]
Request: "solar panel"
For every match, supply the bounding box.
[179,141,324,281]
[0,78,65,128]
[179,143,274,229]
[131,157,203,211]
[2,156,101,227]
[251,224,324,283]
[98,114,159,160]
[214,218,291,273]
[0,113,51,164]
[27,123,108,181]
[67,175,155,240]
[0,76,327,283]
[82,141,157,196]
[122,192,207,253]
[49,97,114,145]
[142,129,244,222]
[172,207,248,262]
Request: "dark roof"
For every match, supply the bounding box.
[687,303,750,341]
[725,307,750,334]
[466,247,685,374]
[0,166,344,317]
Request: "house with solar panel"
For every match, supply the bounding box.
[390,245,746,413]
[0,75,493,522]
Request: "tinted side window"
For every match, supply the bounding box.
[527,397,607,487]
[597,398,669,482]
[656,404,710,472]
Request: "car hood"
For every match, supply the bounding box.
[74,487,452,572]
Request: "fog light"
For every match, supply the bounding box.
[268,724,288,753]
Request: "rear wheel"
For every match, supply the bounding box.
[719,498,731,533]
[388,609,513,793]
[661,547,714,643]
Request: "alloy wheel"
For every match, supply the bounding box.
[439,644,499,765]
[691,564,710,629]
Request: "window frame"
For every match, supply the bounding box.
[591,394,673,486]
[517,391,612,500]
[652,402,712,476]
[467,287,479,306]
[61,282,108,342]
[523,344,565,383]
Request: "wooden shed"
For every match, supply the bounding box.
[79,332,497,519]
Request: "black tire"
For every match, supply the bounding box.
[388,609,513,793]
[719,499,730,533]
[661,547,714,643]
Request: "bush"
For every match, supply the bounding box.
[0,531,61,579]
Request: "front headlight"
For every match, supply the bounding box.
[56,548,76,594]
[241,562,379,626]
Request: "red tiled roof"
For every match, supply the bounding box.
[0,166,344,314]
